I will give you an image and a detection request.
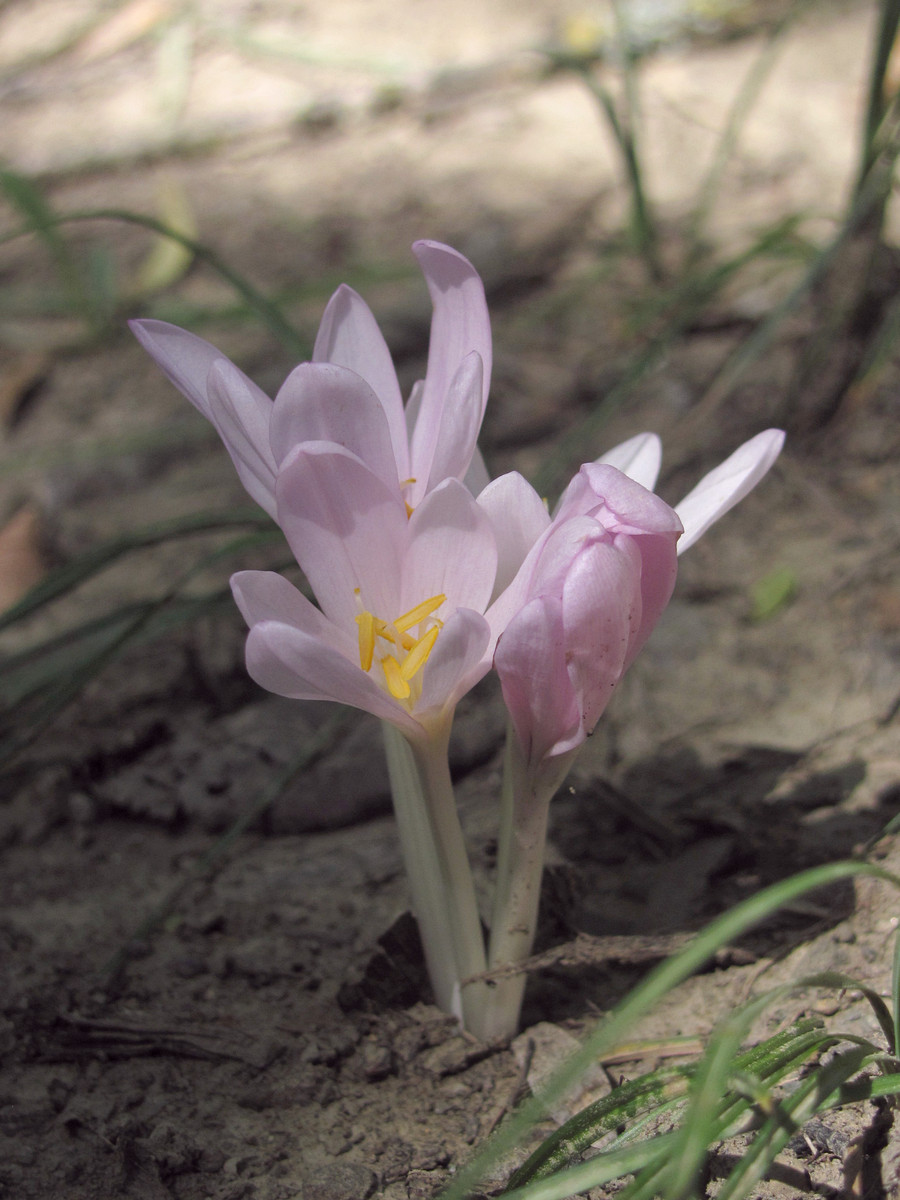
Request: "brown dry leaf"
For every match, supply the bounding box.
[0,352,49,428]
[0,505,46,611]
[75,0,175,63]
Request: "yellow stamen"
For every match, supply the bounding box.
[381,654,411,699]
[355,610,376,672]
[400,478,417,520]
[400,625,440,681]
[394,594,446,634]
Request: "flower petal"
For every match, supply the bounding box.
[276,444,408,629]
[269,362,398,488]
[416,607,492,718]
[206,359,278,515]
[129,319,250,422]
[313,283,408,477]
[418,351,484,500]
[230,569,355,658]
[245,619,420,735]
[404,477,497,618]
[596,432,662,490]
[463,446,491,498]
[409,241,491,490]
[477,472,551,598]
[675,429,785,554]
[561,533,641,732]
[495,595,581,768]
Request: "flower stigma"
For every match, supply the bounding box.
[354,592,446,702]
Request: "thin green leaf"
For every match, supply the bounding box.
[0,508,273,634]
[0,208,306,355]
[440,861,900,1200]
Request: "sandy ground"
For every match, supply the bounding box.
[1,1,900,1197]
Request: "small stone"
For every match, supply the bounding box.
[301,1161,377,1200]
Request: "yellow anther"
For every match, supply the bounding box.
[400,625,440,682]
[355,610,377,672]
[381,654,411,699]
[399,479,417,519]
[394,594,446,634]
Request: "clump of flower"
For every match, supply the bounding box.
[133,241,783,1039]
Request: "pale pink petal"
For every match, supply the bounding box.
[276,444,408,629]
[675,429,785,554]
[404,379,424,438]
[418,351,484,500]
[269,362,398,488]
[129,319,256,423]
[230,570,355,658]
[596,432,662,490]
[403,478,497,618]
[409,241,491,490]
[477,472,551,598]
[485,516,598,652]
[207,360,278,516]
[246,620,421,735]
[495,595,581,768]
[572,465,684,538]
[463,446,491,497]
[623,530,679,669]
[313,284,408,477]
[561,534,641,732]
[416,608,492,717]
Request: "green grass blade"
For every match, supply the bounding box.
[0,207,307,356]
[0,530,283,765]
[498,1132,679,1200]
[439,861,900,1200]
[0,167,86,314]
[0,507,273,634]
[714,1045,873,1200]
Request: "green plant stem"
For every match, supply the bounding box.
[480,731,575,1041]
[382,722,488,1032]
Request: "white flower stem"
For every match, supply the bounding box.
[381,721,488,1031]
[481,727,574,1040]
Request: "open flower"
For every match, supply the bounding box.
[485,429,785,778]
[231,444,498,742]
[129,240,492,519]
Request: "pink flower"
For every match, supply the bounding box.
[230,445,498,741]
[485,430,785,775]
[129,240,492,519]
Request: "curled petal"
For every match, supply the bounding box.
[245,620,420,735]
[270,362,398,486]
[131,319,277,516]
[129,319,247,422]
[595,432,662,490]
[567,464,684,539]
[477,471,550,599]
[276,444,408,629]
[418,351,484,501]
[675,429,785,554]
[207,360,278,516]
[410,241,492,489]
[313,284,408,477]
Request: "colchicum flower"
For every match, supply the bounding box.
[133,239,784,1040]
[476,429,785,1039]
